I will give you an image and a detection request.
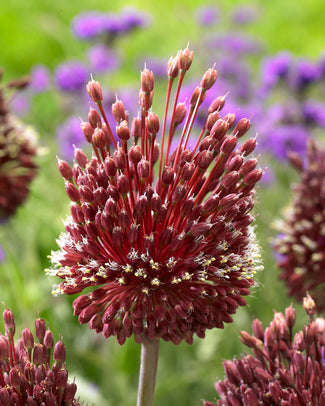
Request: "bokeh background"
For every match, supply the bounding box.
[0,0,325,405]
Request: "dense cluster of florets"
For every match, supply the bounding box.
[0,72,38,219]
[273,139,325,311]
[48,48,263,345]
[205,295,325,406]
[0,308,83,405]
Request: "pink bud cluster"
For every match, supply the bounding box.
[0,308,83,405]
[49,48,263,345]
[0,73,38,219]
[204,295,325,406]
[273,139,325,312]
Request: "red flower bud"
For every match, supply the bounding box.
[86,79,103,103]
[200,67,218,90]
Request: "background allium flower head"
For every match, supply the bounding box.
[54,62,89,93]
[195,5,220,26]
[48,48,263,345]
[0,308,83,405]
[273,139,325,310]
[30,64,50,93]
[71,11,108,40]
[0,75,38,219]
[204,294,325,406]
[87,45,120,74]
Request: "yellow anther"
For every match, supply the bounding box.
[151,278,160,286]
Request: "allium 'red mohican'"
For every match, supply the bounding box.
[0,72,38,219]
[49,48,263,345]
[205,294,325,406]
[273,138,325,312]
[0,308,82,405]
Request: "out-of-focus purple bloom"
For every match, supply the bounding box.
[0,246,5,262]
[195,5,220,26]
[303,100,325,127]
[263,124,309,160]
[55,61,89,92]
[207,33,263,56]
[87,45,120,73]
[260,52,291,92]
[319,53,325,76]
[231,5,259,25]
[260,166,274,185]
[30,65,50,93]
[71,11,107,40]
[10,93,30,117]
[120,6,150,31]
[56,116,86,161]
[289,59,321,91]
[72,8,150,41]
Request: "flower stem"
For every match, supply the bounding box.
[137,336,160,406]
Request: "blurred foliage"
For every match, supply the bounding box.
[0,0,323,405]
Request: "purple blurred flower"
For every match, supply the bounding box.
[260,52,291,92]
[72,8,149,41]
[303,99,325,127]
[55,61,89,92]
[0,246,5,262]
[231,5,259,25]
[71,11,107,40]
[319,53,325,76]
[207,33,263,56]
[263,124,309,160]
[87,45,120,73]
[30,64,50,93]
[120,6,150,31]
[289,59,321,91]
[195,5,220,26]
[56,116,86,161]
[10,93,30,117]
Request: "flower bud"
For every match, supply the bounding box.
[221,135,237,155]
[232,118,251,138]
[87,79,103,103]
[73,148,88,168]
[208,95,226,114]
[178,47,193,71]
[57,159,73,180]
[162,166,174,184]
[141,68,154,92]
[112,99,126,123]
[129,145,142,164]
[173,103,187,125]
[167,55,179,78]
[92,127,106,149]
[81,121,94,143]
[190,87,206,107]
[137,159,150,179]
[131,117,142,140]
[35,318,46,342]
[53,340,66,366]
[240,138,257,156]
[22,328,34,350]
[116,120,130,141]
[43,329,54,350]
[146,112,160,134]
[3,309,15,335]
[65,182,80,202]
[200,68,218,90]
[223,113,236,128]
[88,107,102,129]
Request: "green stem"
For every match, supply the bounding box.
[137,336,160,406]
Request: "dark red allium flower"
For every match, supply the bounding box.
[205,294,325,406]
[49,48,263,345]
[0,72,38,219]
[0,308,83,405]
[273,139,325,312]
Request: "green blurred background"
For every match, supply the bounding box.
[0,0,324,405]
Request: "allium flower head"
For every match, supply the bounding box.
[54,62,89,93]
[0,308,83,405]
[273,139,325,311]
[49,48,263,345]
[0,74,38,219]
[205,295,325,406]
